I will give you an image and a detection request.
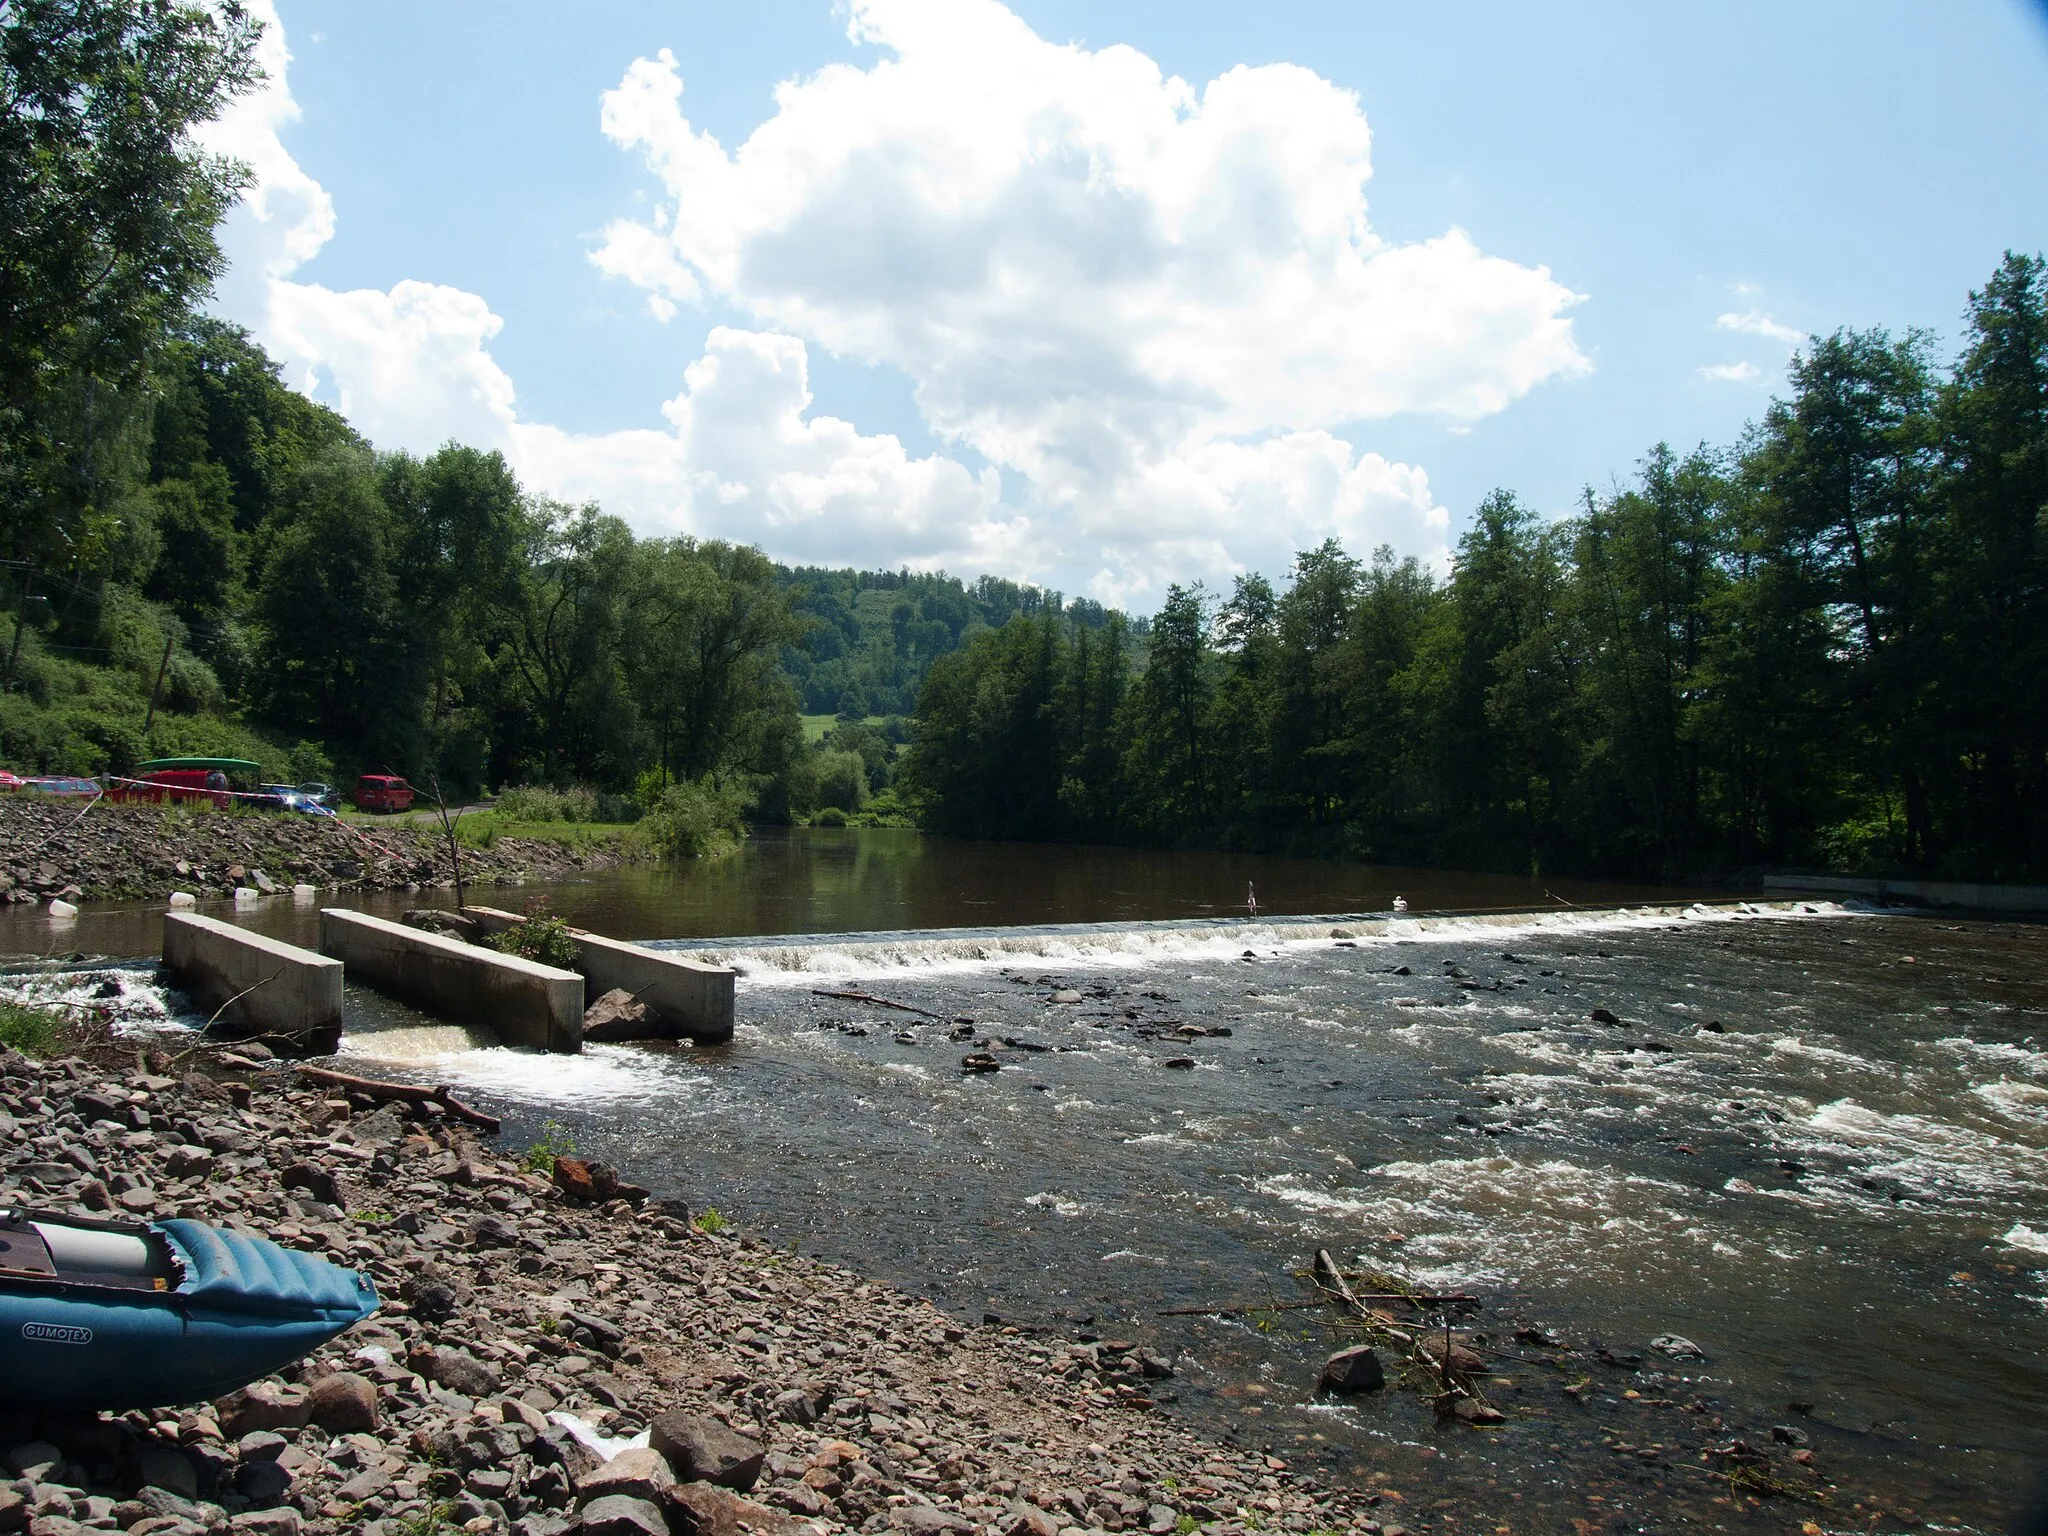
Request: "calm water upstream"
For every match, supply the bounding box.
[3,831,2044,1533]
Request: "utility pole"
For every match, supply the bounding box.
[144,633,175,732]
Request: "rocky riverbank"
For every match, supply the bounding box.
[0,1044,1384,1536]
[0,799,643,905]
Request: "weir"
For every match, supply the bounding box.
[318,908,585,1052]
[460,906,736,1043]
[161,912,343,1053]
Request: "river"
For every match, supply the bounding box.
[3,829,2044,1534]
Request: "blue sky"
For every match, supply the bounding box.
[208,1,2048,606]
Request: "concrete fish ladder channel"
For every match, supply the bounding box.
[318,909,586,1052]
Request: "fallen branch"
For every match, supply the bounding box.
[1158,1300,1331,1317]
[1312,1247,1366,1315]
[811,988,947,1020]
[295,1065,501,1134]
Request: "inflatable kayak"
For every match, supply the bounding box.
[0,1207,379,1410]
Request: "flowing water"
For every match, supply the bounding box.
[3,832,2045,1533]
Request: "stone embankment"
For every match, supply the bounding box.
[0,1048,1382,1536]
[0,800,640,905]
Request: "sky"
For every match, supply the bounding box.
[203,1,2048,610]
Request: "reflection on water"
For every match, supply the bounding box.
[0,825,1705,960]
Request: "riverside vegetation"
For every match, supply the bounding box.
[3,0,2043,893]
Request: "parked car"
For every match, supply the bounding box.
[353,774,414,813]
[297,781,338,808]
[0,770,25,792]
[109,757,263,808]
[23,775,101,798]
[263,783,336,818]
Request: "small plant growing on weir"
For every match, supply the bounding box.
[693,1206,728,1234]
[1176,1516,1199,1535]
[488,906,579,969]
[522,1119,576,1174]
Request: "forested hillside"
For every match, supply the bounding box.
[905,255,2048,883]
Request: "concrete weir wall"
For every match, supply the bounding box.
[462,906,736,1044]
[319,908,585,1052]
[162,912,343,1053]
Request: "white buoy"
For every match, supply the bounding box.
[1391,895,1409,913]
[292,883,318,899]
[232,886,260,904]
[47,898,79,918]
[168,891,197,909]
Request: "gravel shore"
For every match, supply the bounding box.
[0,1045,1383,1536]
[0,799,640,905]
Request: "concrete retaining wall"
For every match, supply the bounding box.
[463,906,736,1044]
[162,912,343,1053]
[1762,874,2048,913]
[320,909,584,1052]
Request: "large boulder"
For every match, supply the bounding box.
[574,1448,674,1507]
[214,1383,310,1437]
[659,1481,798,1536]
[305,1371,379,1432]
[577,1494,670,1536]
[649,1414,764,1493]
[1317,1344,1385,1395]
[582,989,661,1043]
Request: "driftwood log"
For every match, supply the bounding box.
[810,988,948,1020]
[295,1066,501,1134]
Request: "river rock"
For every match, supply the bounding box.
[576,1447,674,1506]
[960,1051,1000,1074]
[578,1493,671,1536]
[215,1383,310,1436]
[305,1371,379,1432]
[1588,1008,1622,1026]
[1650,1333,1706,1360]
[119,1444,199,1499]
[553,1156,619,1203]
[1416,1336,1487,1375]
[583,988,659,1042]
[650,1414,764,1493]
[659,1481,795,1536]
[1162,1057,1195,1070]
[423,1348,500,1398]
[1318,1345,1385,1394]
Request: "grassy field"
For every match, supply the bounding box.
[801,713,890,744]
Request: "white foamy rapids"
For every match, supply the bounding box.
[2004,1223,2048,1257]
[340,1023,500,1063]
[686,901,1851,988]
[1258,1156,1714,1289]
[0,967,195,1036]
[1025,1192,1087,1217]
[1937,1037,2048,1079]
[1971,1080,2048,1125]
[1783,1099,2048,1207]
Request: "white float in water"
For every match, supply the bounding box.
[168,891,197,909]
[292,883,318,899]
[232,887,260,904]
[46,898,78,918]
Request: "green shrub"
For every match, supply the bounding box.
[812,749,869,813]
[812,806,848,828]
[693,1206,728,1234]
[521,1119,576,1174]
[643,777,748,859]
[493,785,567,821]
[0,1002,68,1058]
[487,909,580,968]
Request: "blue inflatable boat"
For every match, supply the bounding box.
[0,1207,379,1410]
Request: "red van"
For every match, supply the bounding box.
[353,774,414,813]
[110,757,261,807]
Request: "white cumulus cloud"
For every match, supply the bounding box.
[204,0,1589,604]
[1715,309,1802,345]
[1697,360,1767,387]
